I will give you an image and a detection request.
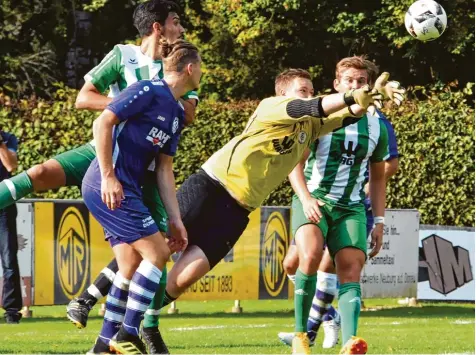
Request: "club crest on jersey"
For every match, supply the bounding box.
[172,117,179,134]
[146,127,170,148]
[298,131,307,144]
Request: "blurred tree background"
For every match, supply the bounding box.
[0,0,474,225]
[0,0,473,98]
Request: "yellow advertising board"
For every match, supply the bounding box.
[33,200,291,305]
[34,201,113,305]
[174,206,291,301]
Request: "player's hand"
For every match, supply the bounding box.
[101,176,124,210]
[369,223,384,258]
[168,218,188,252]
[302,196,325,223]
[374,72,406,106]
[347,85,383,116]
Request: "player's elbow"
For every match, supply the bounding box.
[184,111,195,126]
[75,94,88,110]
[385,158,399,180]
[6,159,18,173]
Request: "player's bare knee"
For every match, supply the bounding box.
[26,164,47,187]
[299,252,321,273]
[335,248,365,283]
[319,251,336,273]
[283,252,299,275]
[146,248,171,270]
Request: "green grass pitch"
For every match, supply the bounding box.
[0,299,474,354]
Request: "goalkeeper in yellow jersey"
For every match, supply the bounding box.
[154,69,406,320]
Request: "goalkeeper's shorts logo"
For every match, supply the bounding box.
[259,210,289,298]
[55,206,90,299]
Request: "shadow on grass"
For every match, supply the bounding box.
[359,305,475,318]
[5,305,474,325]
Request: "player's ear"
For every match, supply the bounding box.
[279,89,286,96]
[186,63,193,76]
[152,22,162,35]
[333,78,340,91]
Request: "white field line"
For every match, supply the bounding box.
[170,324,268,331]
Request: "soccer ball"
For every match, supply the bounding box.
[405,0,447,41]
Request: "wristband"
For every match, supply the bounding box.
[374,216,385,225]
[343,90,356,106]
[348,105,357,116]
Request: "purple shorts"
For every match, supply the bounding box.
[82,184,159,247]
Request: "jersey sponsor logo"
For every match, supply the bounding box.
[172,117,179,134]
[157,115,166,121]
[259,209,290,298]
[298,131,307,144]
[55,206,90,299]
[146,127,171,147]
[419,234,473,295]
[340,140,361,166]
[272,136,293,155]
[152,80,164,86]
[128,58,138,65]
[142,216,155,228]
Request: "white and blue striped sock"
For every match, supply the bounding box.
[123,260,162,336]
[98,273,130,343]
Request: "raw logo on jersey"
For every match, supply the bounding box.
[146,127,171,148]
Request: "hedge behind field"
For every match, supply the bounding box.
[0,83,473,226]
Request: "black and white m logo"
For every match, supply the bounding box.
[419,234,473,295]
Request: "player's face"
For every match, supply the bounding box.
[161,12,185,43]
[334,68,369,93]
[188,55,202,89]
[284,78,314,98]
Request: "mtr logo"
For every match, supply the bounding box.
[259,209,290,299]
[54,206,90,302]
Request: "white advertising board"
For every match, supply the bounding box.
[360,209,420,298]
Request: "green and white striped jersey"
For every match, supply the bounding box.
[84,44,199,101]
[304,112,390,206]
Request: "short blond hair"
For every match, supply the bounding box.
[335,56,379,85]
[275,69,312,95]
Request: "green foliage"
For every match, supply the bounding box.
[0,84,473,226]
[385,82,475,226]
[2,0,474,100]
[0,84,95,199]
[184,0,475,100]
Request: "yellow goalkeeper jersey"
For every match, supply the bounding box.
[202,96,355,209]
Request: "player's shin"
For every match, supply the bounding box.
[98,273,130,343]
[143,265,167,328]
[294,269,317,333]
[123,260,162,336]
[0,171,33,209]
[338,282,362,344]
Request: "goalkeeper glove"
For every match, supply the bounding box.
[374,72,406,106]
